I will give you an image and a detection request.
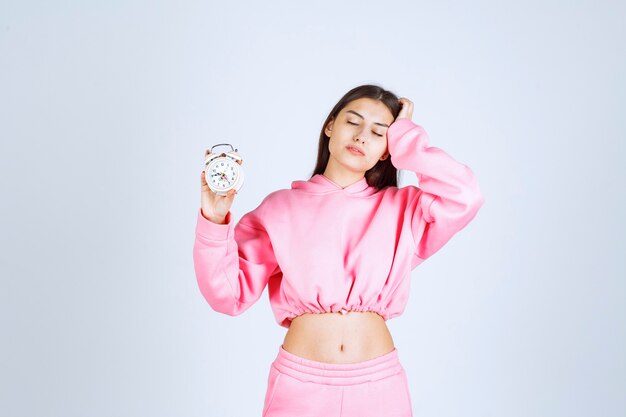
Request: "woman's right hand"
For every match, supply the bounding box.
[200,149,241,224]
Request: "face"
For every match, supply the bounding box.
[324,97,395,175]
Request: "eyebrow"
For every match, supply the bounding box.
[346,110,389,128]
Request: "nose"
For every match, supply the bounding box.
[354,129,366,142]
[354,125,373,142]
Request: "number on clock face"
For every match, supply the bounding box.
[208,159,238,189]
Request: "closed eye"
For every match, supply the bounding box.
[348,121,383,137]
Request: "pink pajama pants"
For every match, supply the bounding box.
[262,345,413,417]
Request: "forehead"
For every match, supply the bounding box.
[341,98,394,125]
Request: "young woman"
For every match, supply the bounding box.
[193,84,484,417]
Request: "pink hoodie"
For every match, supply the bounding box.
[193,118,484,328]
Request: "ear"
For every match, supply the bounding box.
[380,153,389,161]
[324,118,334,137]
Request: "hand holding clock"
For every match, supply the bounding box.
[200,148,242,224]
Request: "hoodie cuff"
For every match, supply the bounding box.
[195,208,233,241]
[387,118,428,153]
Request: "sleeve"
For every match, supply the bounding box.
[386,118,485,266]
[192,206,280,316]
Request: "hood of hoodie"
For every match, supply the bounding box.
[291,174,379,197]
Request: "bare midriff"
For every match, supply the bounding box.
[281,310,395,364]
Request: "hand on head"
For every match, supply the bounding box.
[396,98,413,121]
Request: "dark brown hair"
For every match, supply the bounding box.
[311,84,402,189]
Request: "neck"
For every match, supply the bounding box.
[322,161,365,188]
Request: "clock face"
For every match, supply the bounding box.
[207,158,240,190]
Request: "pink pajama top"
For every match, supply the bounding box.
[193,118,485,329]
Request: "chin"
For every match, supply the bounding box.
[331,154,371,174]
[342,163,371,175]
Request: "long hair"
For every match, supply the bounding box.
[311,84,402,189]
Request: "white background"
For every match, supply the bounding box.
[1,1,624,416]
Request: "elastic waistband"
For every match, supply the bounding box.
[271,345,404,386]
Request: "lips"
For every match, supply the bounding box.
[346,145,365,156]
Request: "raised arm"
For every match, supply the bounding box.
[386,118,485,266]
[193,207,279,316]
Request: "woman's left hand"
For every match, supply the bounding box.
[396,97,413,121]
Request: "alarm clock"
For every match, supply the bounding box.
[203,143,244,196]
